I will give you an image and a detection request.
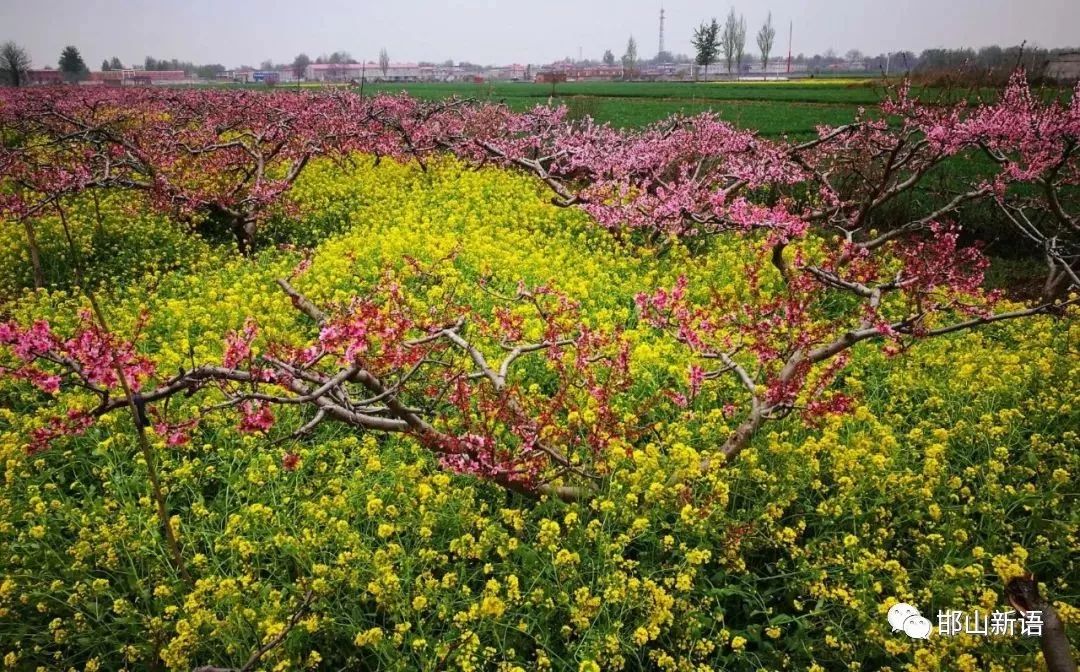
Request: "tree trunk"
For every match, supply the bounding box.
[231,217,257,257]
[21,219,45,289]
[91,190,105,237]
[1006,576,1077,672]
[1041,262,1076,306]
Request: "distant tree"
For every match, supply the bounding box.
[142,56,201,75]
[722,9,740,74]
[58,45,89,82]
[109,56,123,70]
[911,45,1044,79]
[691,18,721,79]
[757,12,775,75]
[327,51,354,65]
[892,50,917,71]
[0,41,32,87]
[734,14,747,74]
[845,49,863,62]
[101,59,111,71]
[259,59,274,71]
[977,45,1005,71]
[622,36,638,78]
[292,53,311,80]
[379,48,389,76]
[602,49,615,66]
[194,64,226,80]
[442,59,455,67]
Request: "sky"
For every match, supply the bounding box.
[2,0,1078,69]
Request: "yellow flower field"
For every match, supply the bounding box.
[0,155,1076,671]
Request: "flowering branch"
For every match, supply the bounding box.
[0,273,631,502]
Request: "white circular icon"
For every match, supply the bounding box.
[887,603,920,632]
[902,615,932,639]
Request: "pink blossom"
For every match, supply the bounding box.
[223,318,258,368]
[688,365,705,399]
[239,401,274,433]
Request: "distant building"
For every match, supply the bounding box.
[1046,52,1080,82]
[744,59,809,77]
[252,71,280,84]
[419,64,465,82]
[825,60,867,71]
[27,69,64,85]
[639,62,692,80]
[535,71,567,84]
[27,69,189,85]
[485,64,528,81]
[305,62,422,83]
[229,68,256,83]
[86,69,189,85]
[88,70,126,84]
[536,62,624,81]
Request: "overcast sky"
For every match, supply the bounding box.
[3,0,1078,69]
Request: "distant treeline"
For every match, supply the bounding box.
[142,57,225,79]
[856,46,1074,76]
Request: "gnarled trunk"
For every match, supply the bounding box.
[1006,576,1077,672]
[230,216,258,257]
[21,218,45,289]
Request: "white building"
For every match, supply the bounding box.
[417,65,461,81]
[305,62,422,83]
[484,64,528,81]
[1046,52,1080,82]
[743,59,808,77]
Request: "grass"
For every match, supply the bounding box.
[355,80,879,131]
[229,79,1071,133]
[360,80,888,105]
[234,79,881,132]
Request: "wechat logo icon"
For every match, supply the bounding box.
[888,602,932,640]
